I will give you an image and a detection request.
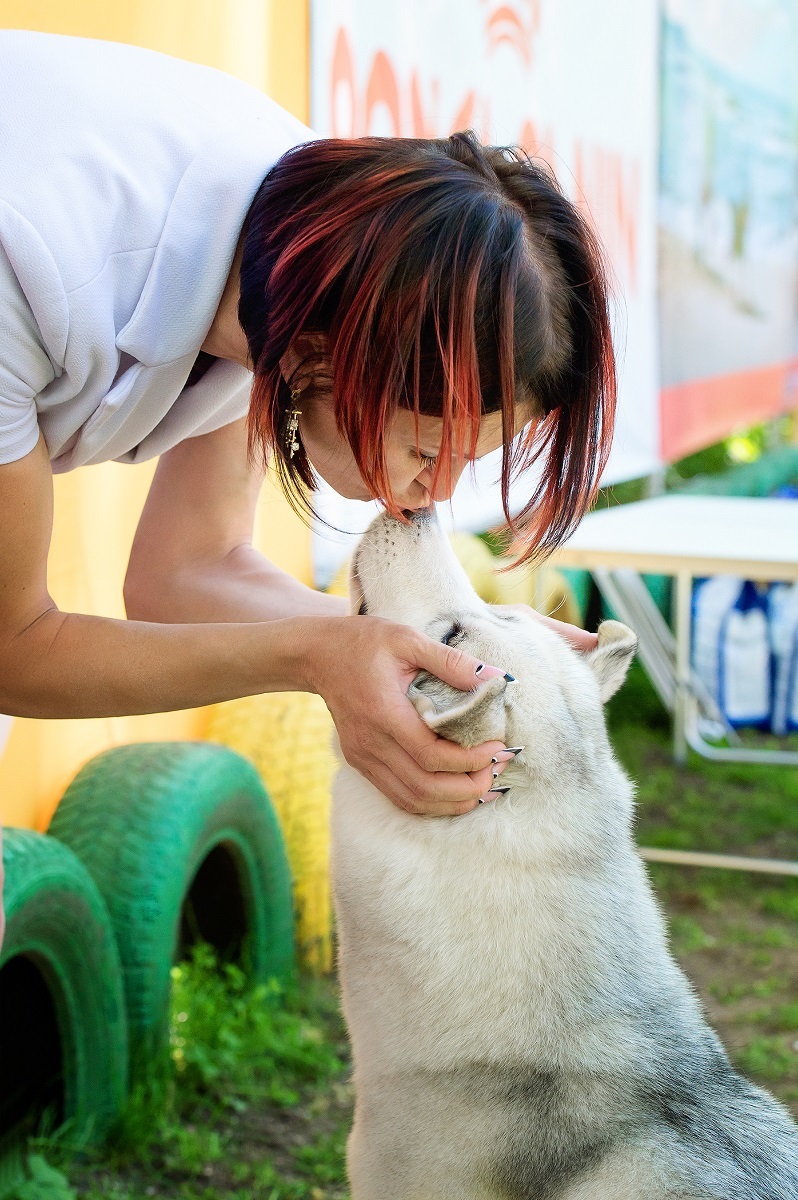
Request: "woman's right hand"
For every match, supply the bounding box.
[296,614,511,816]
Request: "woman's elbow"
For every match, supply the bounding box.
[123,564,169,622]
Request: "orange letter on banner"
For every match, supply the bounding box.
[331,27,357,138]
[365,50,401,136]
[451,90,476,133]
[519,119,555,172]
[573,140,640,293]
[410,70,439,137]
[572,138,592,220]
[612,153,639,293]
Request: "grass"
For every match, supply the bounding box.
[5,662,798,1197]
[6,949,353,1200]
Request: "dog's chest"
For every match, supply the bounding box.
[331,774,602,1071]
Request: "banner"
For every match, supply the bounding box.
[309,0,660,574]
[659,0,798,460]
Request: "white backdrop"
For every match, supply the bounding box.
[309,0,660,583]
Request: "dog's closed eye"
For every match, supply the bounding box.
[441,623,463,646]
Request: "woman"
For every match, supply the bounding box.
[0,31,613,841]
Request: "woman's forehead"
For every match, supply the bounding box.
[390,405,536,455]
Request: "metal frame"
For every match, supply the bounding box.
[639,846,798,878]
[592,566,798,768]
[591,566,798,877]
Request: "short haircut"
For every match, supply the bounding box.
[239,132,616,562]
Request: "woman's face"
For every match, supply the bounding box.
[298,396,536,510]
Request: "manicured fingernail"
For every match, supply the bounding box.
[504,672,516,682]
[491,747,525,764]
[475,663,505,680]
[477,797,485,804]
[479,784,512,803]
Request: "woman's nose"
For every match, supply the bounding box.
[427,464,464,503]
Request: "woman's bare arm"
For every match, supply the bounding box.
[0,431,507,814]
[0,434,325,717]
[124,417,342,624]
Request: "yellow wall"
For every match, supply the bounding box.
[0,1,312,830]
[0,1,308,104]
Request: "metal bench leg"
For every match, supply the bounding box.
[674,571,692,765]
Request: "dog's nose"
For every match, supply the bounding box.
[401,505,434,522]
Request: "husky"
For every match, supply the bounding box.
[330,507,798,1200]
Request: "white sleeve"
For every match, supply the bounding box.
[0,239,56,464]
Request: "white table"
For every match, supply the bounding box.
[552,494,798,586]
[551,496,798,877]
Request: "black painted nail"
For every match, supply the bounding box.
[475,663,485,675]
[488,786,511,795]
[504,672,516,682]
[491,747,524,763]
[477,797,485,804]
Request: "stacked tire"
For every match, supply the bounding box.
[1,742,294,1145]
[0,830,128,1144]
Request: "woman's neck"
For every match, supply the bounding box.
[201,231,250,367]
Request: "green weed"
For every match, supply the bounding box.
[667,914,715,954]
[57,946,350,1197]
[1,1155,76,1200]
[735,1037,798,1082]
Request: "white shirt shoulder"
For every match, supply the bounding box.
[0,31,312,470]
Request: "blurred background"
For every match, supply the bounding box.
[0,3,797,1198]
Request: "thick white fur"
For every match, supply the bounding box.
[331,511,798,1200]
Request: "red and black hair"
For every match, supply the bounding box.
[239,132,615,562]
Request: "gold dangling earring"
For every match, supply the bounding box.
[286,388,302,459]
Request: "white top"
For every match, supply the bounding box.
[0,31,311,472]
[551,495,798,581]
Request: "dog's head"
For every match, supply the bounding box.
[350,509,636,783]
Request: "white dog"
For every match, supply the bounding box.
[330,508,798,1200]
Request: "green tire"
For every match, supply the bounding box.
[48,742,294,1067]
[0,829,128,1143]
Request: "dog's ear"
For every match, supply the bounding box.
[408,675,508,747]
[584,620,637,703]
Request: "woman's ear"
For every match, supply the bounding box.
[583,620,637,703]
[279,333,330,392]
[408,675,508,747]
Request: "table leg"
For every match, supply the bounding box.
[674,570,693,765]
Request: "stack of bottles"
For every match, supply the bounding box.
[692,576,798,734]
